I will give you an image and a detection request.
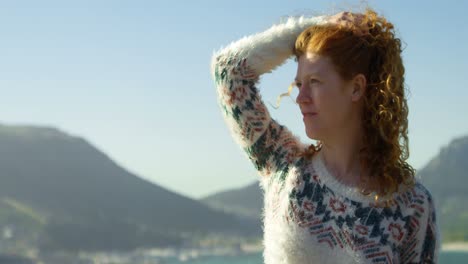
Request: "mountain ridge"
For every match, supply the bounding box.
[0,123,261,252]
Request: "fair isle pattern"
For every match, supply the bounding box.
[211,16,438,264]
[285,157,437,263]
[213,52,303,180]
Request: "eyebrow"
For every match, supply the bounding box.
[294,72,322,82]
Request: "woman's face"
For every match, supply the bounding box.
[295,52,358,141]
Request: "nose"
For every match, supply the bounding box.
[295,86,312,105]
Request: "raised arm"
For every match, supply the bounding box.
[210,15,327,179]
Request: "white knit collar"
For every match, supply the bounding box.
[311,150,386,204]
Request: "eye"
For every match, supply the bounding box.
[310,78,320,84]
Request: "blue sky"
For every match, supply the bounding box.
[1,0,467,199]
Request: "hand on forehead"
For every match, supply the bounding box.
[326,11,370,37]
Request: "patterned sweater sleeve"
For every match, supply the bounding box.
[401,185,440,263]
[210,16,327,178]
[417,192,440,263]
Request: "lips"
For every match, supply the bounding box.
[302,112,317,116]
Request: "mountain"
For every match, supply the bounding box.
[201,182,263,220]
[417,135,468,242]
[0,124,260,252]
[201,135,468,242]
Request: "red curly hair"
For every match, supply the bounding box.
[286,8,416,200]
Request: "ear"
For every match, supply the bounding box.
[350,73,367,102]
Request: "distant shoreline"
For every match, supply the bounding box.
[442,242,468,252]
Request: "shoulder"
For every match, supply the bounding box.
[396,180,436,220]
[410,180,434,201]
[414,180,437,224]
[413,180,436,208]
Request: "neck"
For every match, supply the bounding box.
[320,120,366,187]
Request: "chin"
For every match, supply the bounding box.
[305,129,321,141]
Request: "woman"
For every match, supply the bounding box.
[210,8,438,264]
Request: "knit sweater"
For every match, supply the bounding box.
[210,15,439,264]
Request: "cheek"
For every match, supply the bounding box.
[315,89,337,112]
[318,91,350,121]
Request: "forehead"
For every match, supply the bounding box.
[296,52,334,79]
